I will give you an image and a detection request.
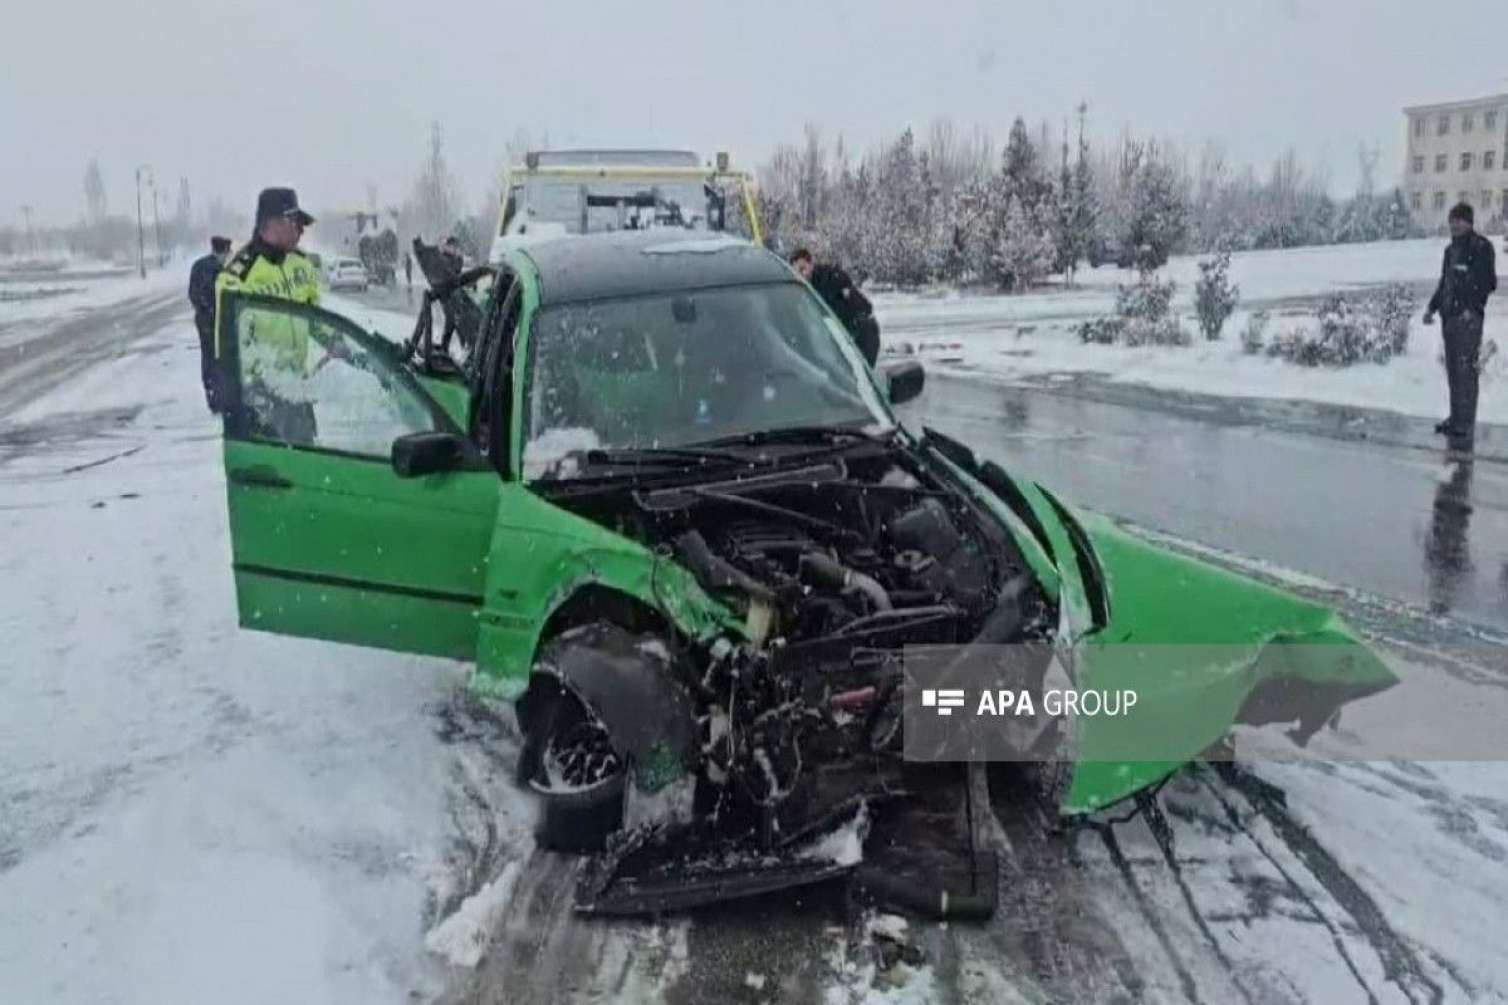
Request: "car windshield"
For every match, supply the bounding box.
[522,282,891,479]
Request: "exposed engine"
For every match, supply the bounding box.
[541,446,1055,874]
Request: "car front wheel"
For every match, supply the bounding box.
[517,674,628,852]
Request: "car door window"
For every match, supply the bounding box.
[222,294,444,457]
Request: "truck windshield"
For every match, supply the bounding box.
[522,282,890,479]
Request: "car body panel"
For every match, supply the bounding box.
[1060,510,1395,813]
[223,439,501,660]
[471,484,742,701]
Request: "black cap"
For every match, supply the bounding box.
[255,187,315,226]
[1448,202,1473,225]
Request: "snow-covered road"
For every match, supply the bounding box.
[2,272,1507,1003]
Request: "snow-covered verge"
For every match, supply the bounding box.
[0,307,533,1003]
[876,238,1508,425]
[0,263,185,342]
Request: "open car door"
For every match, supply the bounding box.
[215,291,500,660]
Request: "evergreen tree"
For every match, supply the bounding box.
[1125,144,1187,270]
[1002,117,1044,212]
[995,195,1056,291]
[1068,107,1099,276]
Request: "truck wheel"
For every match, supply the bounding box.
[517,674,628,853]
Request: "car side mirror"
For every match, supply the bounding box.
[881,360,925,406]
[391,431,465,478]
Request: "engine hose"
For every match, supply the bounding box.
[799,552,892,612]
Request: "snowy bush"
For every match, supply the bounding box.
[1115,272,1177,324]
[1077,317,1125,345]
[1369,283,1415,358]
[1265,285,1416,367]
[1240,311,1270,355]
[1078,272,1188,346]
[1194,251,1239,340]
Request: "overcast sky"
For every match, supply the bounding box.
[5,0,1506,227]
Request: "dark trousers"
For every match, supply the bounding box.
[1442,312,1483,439]
[850,315,881,367]
[194,312,222,412]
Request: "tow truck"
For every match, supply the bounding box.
[487,148,764,263]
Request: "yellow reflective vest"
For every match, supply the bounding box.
[214,238,322,376]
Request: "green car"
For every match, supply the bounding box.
[213,231,1396,917]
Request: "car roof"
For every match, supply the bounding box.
[513,231,795,306]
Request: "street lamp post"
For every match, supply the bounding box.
[20,204,35,256]
[134,166,148,279]
[151,182,164,266]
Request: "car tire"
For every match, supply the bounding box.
[517,671,628,853]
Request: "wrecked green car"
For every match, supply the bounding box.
[213,231,1396,918]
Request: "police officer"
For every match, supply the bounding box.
[217,187,320,308]
[188,235,232,412]
[215,188,332,443]
[1424,202,1497,453]
[789,248,881,366]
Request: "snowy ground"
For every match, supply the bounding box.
[0,264,178,349]
[3,260,1507,1003]
[0,286,532,1003]
[877,237,1508,426]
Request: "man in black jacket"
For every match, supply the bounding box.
[790,248,881,366]
[1424,203,1497,450]
[187,236,232,412]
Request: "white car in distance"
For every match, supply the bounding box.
[325,257,370,292]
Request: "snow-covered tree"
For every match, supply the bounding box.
[406,121,461,242]
[1194,250,1239,340]
[995,196,1056,291]
[868,128,933,285]
[1124,142,1187,270]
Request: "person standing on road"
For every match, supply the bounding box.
[215,188,337,444]
[789,248,881,366]
[404,251,413,289]
[188,235,232,412]
[1424,202,1496,452]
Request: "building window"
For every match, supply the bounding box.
[1458,191,1470,204]
[1411,191,1423,210]
[1502,189,1508,214]
[1412,155,1424,173]
[1461,152,1473,171]
[1488,110,1499,131]
[1436,153,1448,172]
[1485,190,1494,208]
[1414,116,1426,138]
[1463,113,1474,133]
[1487,151,1498,171]
[1438,115,1450,136]
[1434,191,1447,210]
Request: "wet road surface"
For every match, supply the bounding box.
[905,373,1508,636]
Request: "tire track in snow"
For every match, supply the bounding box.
[1212,762,1449,1005]
[1096,824,1206,1003]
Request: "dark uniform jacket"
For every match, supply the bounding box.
[808,263,873,332]
[188,253,222,321]
[1428,232,1497,320]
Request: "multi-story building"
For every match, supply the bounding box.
[1403,93,1508,231]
